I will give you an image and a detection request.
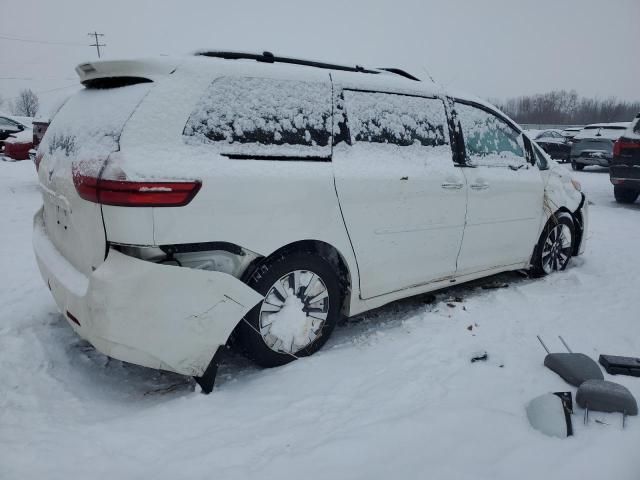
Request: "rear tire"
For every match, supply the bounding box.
[531,212,575,276]
[614,186,639,204]
[237,251,343,368]
[571,160,584,171]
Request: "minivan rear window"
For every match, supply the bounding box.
[41,83,152,161]
[183,77,332,152]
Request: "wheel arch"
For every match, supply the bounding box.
[241,239,353,315]
[532,207,580,267]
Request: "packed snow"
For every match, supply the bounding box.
[1,160,640,479]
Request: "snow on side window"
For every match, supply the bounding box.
[344,91,449,147]
[183,77,332,154]
[456,103,525,168]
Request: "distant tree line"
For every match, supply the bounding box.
[492,90,640,125]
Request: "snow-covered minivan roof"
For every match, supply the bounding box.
[75,51,444,98]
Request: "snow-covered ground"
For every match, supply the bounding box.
[1,160,639,479]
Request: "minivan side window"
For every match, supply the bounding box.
[455,102,525,168]
[343,91,449,147]
[184,77,332,154]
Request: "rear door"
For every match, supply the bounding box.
[332,89,467,299]
[37,82,153,275]
[453,101,544,275]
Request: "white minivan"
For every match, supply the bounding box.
[33,51,587,391]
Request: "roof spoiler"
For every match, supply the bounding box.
[75,58,180,86]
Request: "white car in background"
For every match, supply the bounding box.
[33,52,588,391]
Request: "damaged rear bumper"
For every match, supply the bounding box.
[32,207,263,376]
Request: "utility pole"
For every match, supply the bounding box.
[88,32,105,58]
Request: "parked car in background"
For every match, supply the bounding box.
[1,115,33,160]
[570,122,629,171]
[610,113,640,203]
[0,115,29,148]
[531,129,572,162]
[33,52,588,389]
[562,126,582,140]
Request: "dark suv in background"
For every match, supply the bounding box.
[570,122,628,171]
[610,114,640,203]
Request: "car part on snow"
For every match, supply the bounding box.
[470,351,488,363]
[526,392,574,438]
[537,335,603,387]
[599,354,640,377]
[194,346,225,394]
[576,379,638,428]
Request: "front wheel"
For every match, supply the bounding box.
[237,252,343,367]
[571,160,584,171]
[614,186,639,204]
[531,212,575,276]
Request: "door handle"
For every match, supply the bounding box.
[470,183,489,190]
[441,182,464,190]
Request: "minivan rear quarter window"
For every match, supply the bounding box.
[183,77,332,155]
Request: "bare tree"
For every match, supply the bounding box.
[12,89,39,117]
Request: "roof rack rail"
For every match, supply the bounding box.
[378,68,421,82]
[195,51,419,81]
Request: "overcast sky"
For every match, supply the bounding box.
[1,0,638,114]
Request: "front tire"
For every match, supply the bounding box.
[614,186,639,204]
[531,212,575,276]
[571,160,584,171]
[237,251,343,367]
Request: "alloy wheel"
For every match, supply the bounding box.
[541,223,573,274]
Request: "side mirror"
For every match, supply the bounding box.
[527,392,574,438]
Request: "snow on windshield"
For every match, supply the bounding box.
[455,102,525,168]
[183,77,332,155]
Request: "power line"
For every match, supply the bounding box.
[0,33,86,47]
[88,32,105,58]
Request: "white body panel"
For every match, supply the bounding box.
[333,143,467,299]
[456,165,544,274]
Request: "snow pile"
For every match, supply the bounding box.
[1,161,640,479]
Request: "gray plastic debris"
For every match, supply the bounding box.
[576,380,638,416]
[526,392,573,438]
[544,352,604,387]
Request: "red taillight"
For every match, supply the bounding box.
[613,139,640,157]
[72,165,201,207]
